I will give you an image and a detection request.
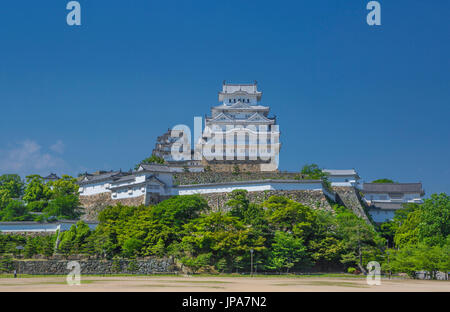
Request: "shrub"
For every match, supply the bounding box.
[347,267,356,274]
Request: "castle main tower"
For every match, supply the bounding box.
[200,81,280,172]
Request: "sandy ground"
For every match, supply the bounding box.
[0,276,449,292]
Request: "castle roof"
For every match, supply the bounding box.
[42,173,60,180]
[212,101,269,111]
[362,183,424,195]
[137,163,172,173]
[219,82,262,101]
[323,169,360,179]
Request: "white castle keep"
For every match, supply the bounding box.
[152,81,280,172]
[201,81,280,168]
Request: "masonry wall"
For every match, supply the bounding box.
[79,193,145,221]
[173,172,306,185]
[201,190,334,212]
[11,258,175,275]
[333,186,370,222]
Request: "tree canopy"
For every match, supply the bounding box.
[372,178,395,183]
[134,155,165,170]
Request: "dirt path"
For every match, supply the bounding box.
[0,276,449,292]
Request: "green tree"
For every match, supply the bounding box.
[39,235,56,258]
[372,178,395,183]
[310,236,345,265]
[57,221,92,256]
[335,206,385,273]
[0,174,24,199]
[227,190,266,224]
[58,229,75,256]
[135,155,165,170]
[417,193,450,245]
[43,194,82,220]
[301,164,325,179]
[150,195,208,229]
[0,200,33,221]
[267,231,309,272]
[23,175,52,203]
[181,253,212,274]
[379,203,419,247]
[122,238,144,258]
[48,175,79,198]
[264,196,318,242]
[393,209,421,248]
[24,237,40,258]
[300,164,331,188]
[387,242,450,279]
[181,212,265,272]
[0,189,12,210]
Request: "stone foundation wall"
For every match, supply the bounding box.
[79,193,145,221]
[11,258,175,275]
[173,172,306,185]
[201,190,333,212]
[202,161,265,173]
[333,186,370,222]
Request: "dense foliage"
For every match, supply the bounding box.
[0,174,81,221]
[372,178,395,183]
[380,193,450,278]
[0,171,448,278]
[0,191,390,274]
[300,164,331,189]
[134,155,165,170]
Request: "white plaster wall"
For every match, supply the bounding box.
[330,182,354,187]
[79,181,111,196]
[113,186,145,199]
[364,193,390,201]
[328,176,357,183]
[364,192,423,203]
[175,182,323,195]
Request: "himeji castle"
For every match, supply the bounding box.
[199,81,280,172]
[68,81,426,224]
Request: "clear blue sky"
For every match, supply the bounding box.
[0,1,448,195]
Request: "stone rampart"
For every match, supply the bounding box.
[11,258,175,275]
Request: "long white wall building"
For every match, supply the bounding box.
[78,164,337,203]
[175,179,335,201]
[78,164,174,204]
[362,183,425,223]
